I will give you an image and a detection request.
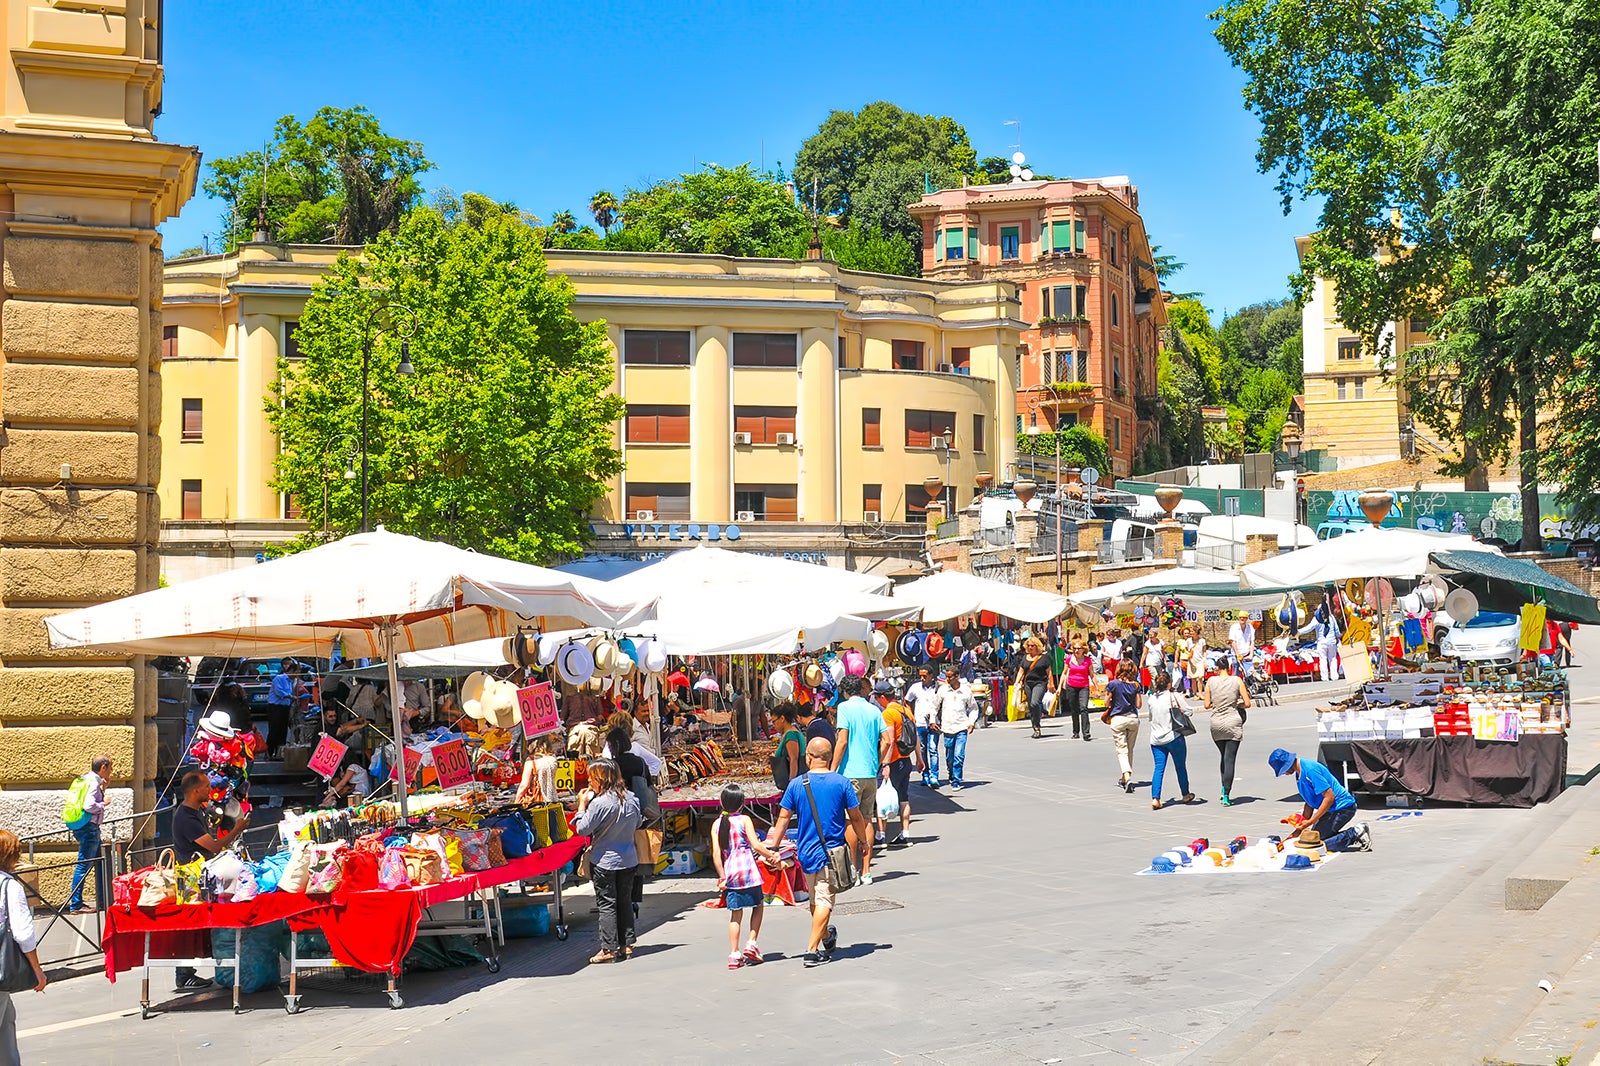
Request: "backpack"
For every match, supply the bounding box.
[892,705,917,757]
[62,773,92,831]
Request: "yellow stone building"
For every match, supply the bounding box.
[159,244,1024,575]
[1296,235,1439,468]
[0,1,196,853]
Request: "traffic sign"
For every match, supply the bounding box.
[1080,466,1100,486]
[1224,497,1241,517]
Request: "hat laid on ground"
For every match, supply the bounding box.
[1150,855,1178,873]
[1268,748,1298,777]
[897,630,926,666]
[1282,853,1315,871]
[556,641,596,687]
[199,710,236,739]
[872,678,894,696]
[1296,829,1323,848]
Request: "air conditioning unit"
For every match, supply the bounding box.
[733,431,753,445]
[632,509,655,521]
[930,435,949,449]
[774,432,796,446]
[937,362,954,374]
[863,510,881,522]
[735,510,757,522]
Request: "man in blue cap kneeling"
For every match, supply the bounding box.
[1268,748,1373,852]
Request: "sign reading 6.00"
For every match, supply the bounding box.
[431,738,474,790]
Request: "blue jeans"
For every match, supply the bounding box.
[1314,805,1361,851]
[917,726,939,782]
[69,821,101,909]
[1151,737,1190,803]
[942,731,968,786]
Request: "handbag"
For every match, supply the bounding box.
[399,846,444,886]
[277,839,314,894]
[113,865,154,907]
[174,858,206,904]
[0,877,35,994]
[1168,695,1198,738]
[800,773,858,895]
[634,827,663,867]
[630,774,661,823]
[137,848,177,907]
[203,849,246,900]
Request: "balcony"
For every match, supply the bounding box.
[1036,315,1089,329]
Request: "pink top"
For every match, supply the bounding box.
[715,813,762,890]
[1066,654,1092,688]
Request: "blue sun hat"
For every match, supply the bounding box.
[1283,853,1315,871]
[897,629,926,665]
[1150,856,1178,873]
[1268,748,1298,777]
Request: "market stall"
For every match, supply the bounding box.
[892,569,1069,624]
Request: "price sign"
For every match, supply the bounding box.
[431,738,474,790]
[516,682,561,738]
[553,759,576,794]
[307,735,347,780]
[390,746,424,783]
[1519,603,1547,653]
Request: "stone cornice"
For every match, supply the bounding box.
[0,133,198,221]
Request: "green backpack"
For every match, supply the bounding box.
[62,774,92,831]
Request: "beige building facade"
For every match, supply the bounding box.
[0,1,197,858]
[159,246,1025,576]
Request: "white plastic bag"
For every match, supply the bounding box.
[1043,690,1057,714]
[876,779,899,820]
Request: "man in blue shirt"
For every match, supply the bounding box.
[1268,748,1372,852]
[830,674,890,886]
[264,658,304,758]
[769,737,868,967]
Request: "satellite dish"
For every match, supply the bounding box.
[1020,169,1034,180]
[1012,151,1026,164]
[1008,164,1022,177]
[1081,467,1101,486]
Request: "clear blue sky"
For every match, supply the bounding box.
[157,0,1316,319]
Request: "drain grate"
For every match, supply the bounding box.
[832,896,904,916]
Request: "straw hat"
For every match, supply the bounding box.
[556,642,595,686]
[480,677,519,729]
[199,710,236,740]
[802,662,824,688]
[461,671,492,721]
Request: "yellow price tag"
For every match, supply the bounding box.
[553,759,575,793]
[1519,603,1547,653]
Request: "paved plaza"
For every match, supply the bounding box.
[17,638,1600,1065]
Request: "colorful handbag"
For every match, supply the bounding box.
[277,839,314,894]
[306,843,347,894]
[229,865,259,902]
[174,858,206,904]
[450,830,492,873]
[136,849,177,907]
[378,848,411,890]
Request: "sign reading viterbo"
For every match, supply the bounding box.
[620,522,743,542]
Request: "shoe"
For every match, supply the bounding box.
[727,953,744,969]
[1083,735,1093,742]
[802,951,831,968]
[68,905,93,915]
[1355,823,1373,852]
[823,924,837,954]
[742,943,764,965]
[859,873,874,886]
[1220,793,1233,807]
[1124,779,1134,794]
[1072,733,1081,739]
[951,782,963,791]
[1152,799,1163,810]
[174,975,213,990]
[1032,729,1042,738]
[874,831,885,844]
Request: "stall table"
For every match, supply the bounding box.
[1318,736,1566,808]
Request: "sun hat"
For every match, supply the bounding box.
[694,672,720,693]
[1150,856,1178,873]
[461,671,492,720]
[1268,748,1297,776]
[199,710,236,739]
[1161,849,1191,867]
[556,642,595,686]
[589,637,620,676]
[802,662,824,688]
[768,669,795,700]
[617,637,639,667]
[537,633,561,667]
[842,648,867,677]
[896,630,926,665]
[480,678,519,729]
[868,629,890,661]
[1282,853,1315,870]
[1296,829,1323,848]
[1202,847,1229,866]
[923,631,947,660]
[641,639,668,674]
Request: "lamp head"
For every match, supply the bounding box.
[397,339,415,376]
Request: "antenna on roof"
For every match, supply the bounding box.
[253,141,270,243]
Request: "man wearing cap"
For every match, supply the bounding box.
[1268,748,1372,852]
[873,680,924,846]
[831,675,890,885]
[905,666,943,788]
[935,665,979,790]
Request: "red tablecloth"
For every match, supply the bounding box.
[103,836,586,980]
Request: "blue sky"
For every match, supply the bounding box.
[157,0,1317,318]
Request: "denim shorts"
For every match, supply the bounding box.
[724,884,764,910]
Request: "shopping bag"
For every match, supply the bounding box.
[229,865,259,902]
[876,780,899,821]
[277,839,314,894]
[1006,684,1026,722]
[174,858,205,904]
[136,849,177,907]
[306,843,347,894]
[633,828,663,867]
[378,848,411,890]
[400,846,444,886]
[1043,690,1057,715]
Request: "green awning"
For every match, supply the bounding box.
[1431,550,1600,624]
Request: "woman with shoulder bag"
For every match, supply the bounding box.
[0,829,47,1066]
[574,759,642,965]
[1145,670,1196,810]
[1204,658,1252,806]
[1015,637,1055,739]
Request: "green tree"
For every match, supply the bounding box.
[589,190,619,234]
[550,210,578,234]
[767,218,917,276]
[793,102,976,220]
[1151,244,1202,302]
[1166,299,1225,403]
[1156,351,1208,467]
[1232,366,1294,453]
[611,163,807,257]
[1015,424,1110,471]
[432,187,540,230]
[204,106,432,251]
[268,207,623,561]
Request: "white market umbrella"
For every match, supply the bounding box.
[1237,527,1501,589]
[45,528,655,816]
[1066,565,1289,622]
[894,569,1068,624]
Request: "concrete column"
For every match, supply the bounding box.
[1014,510,1039,552]
[1156,522,1184,561]
[237,313,281,520]
[690,327,731,521]
[798,327,837,523]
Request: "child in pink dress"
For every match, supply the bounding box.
[711,784,780,968]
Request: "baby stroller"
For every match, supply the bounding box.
[1242,651,1279,706]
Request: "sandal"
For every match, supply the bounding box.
[588,950,618,964]
[1182,794,1197,804]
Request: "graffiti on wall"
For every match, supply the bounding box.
[1306,488,1600,545]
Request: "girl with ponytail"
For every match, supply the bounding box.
[711,784,780,968]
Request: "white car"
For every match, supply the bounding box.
[1438,611,1520,665]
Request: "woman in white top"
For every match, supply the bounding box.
[1145,669,1196,810]
[1187,631,1208,694]
[1142,632,1167,687]
[0,829,46,1066]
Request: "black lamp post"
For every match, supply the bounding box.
[356,301,418,533]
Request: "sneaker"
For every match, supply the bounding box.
[727,953,744,969]
[859,873,874,886]
[823,924,837,954]
[1355,823,1373,852]
[951,782,963,791]
[174,975,213,991]
[1220,793,1233,807]
[742,943,764,965]
[802,951,830,968]
[874,831,885,844]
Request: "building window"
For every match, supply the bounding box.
[162,324,178,360]
[1107,228,1118,267]
[732,332,798,368]
[1112,418,1122,452]
[862,408,881,447]
[1354,376,1365,399]
[625,482,690,520]
[283,495,301,520]
[949,347,971,373]
[905,484,938,521]
[1050,220,1073,253]
[1077,351,1089,382]
[1336,377,1347,400]
[181,479,202,521]
[973,414,986,453]
[283,322,302,361]
[623,329,691,366]
[1409,316,1435,335]
[1000,226,1020,260]
[1059,412,1079,428]
[967,228,979,260]
[181,398,202,442]
[1337,337,1361,361]
[1015,348,1024,384]
[944,228,965,260]
[1075,219,1087,253]
[905,409,956,449]
[892,339,926,371]
[625,404,690,444]
[837,335,847,368]
[863,484,882,518]
[734,405,797,444]
[734,484,798,521]
[1111,292,1120,327]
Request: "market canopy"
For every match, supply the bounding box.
[893,569,1068,624]
[44,528,656,658]
[1431,550,1600,624]
[1067,565,1291,616]
[1238,527,1501,590]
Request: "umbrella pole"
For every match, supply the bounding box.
[384,625,410,819]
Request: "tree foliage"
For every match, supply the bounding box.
[611,163,808,258]
[792,102,976,221]
[1015,424,1110,471]
[203,106,431,251]
[268,207,623,562]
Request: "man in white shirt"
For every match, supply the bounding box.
[1229,618,1258,678]
[904,666,944,788]
[934,666,979,790]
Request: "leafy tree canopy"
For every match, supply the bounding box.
[1015,424,1110,472]
[268,207,623,562]
[612,163,808,258]
[792,102,976,222]
[204,106,432,251]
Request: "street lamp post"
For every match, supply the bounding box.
[356,301,419,533]
[1020,383,1066,591]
